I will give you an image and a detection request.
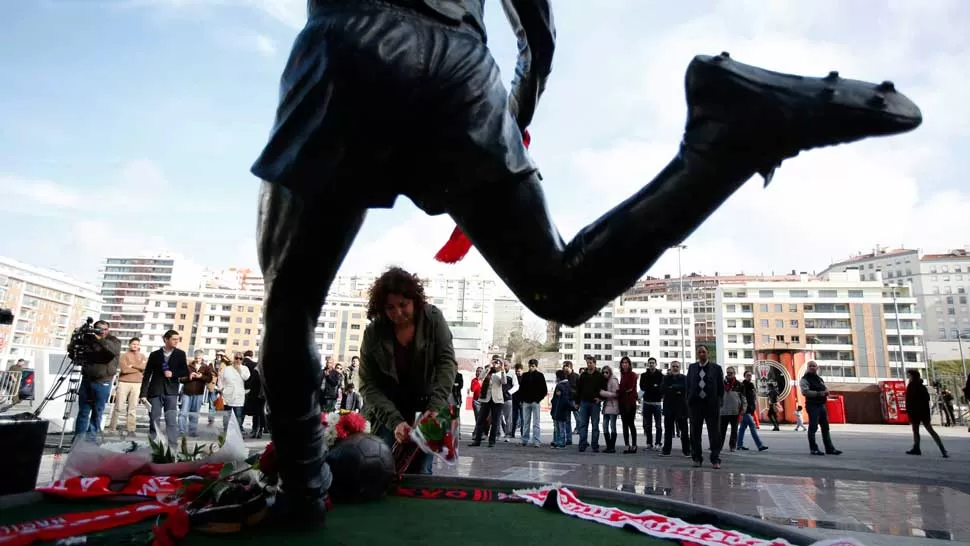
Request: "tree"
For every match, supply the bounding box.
[506,330,543,365]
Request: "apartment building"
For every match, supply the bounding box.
[715,270,925,382]
[822,245,970,361]
[98,254,204,341]
[558,295,696,369]
[625,273,803,349]
[0,257,102,370]
[141,288,368,363]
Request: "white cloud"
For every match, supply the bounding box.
[250,0,304,29]
[254,34,276,56]
[0,176,82,209]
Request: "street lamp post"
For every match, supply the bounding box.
[958,334,968,382]
[675,245,687,361]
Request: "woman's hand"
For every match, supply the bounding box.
[394,421,412,443]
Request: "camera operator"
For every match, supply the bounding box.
[68,320,121,443]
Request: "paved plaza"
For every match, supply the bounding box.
[29,415,970,546]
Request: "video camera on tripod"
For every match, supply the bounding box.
[67,317,105,361]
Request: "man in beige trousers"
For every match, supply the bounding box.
[109,337,146,437]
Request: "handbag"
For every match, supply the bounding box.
[213,395,225,411]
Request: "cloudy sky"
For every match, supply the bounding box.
[2,0,968,296]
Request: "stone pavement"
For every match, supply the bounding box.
[440,421,970,545]
[29,420,970,545]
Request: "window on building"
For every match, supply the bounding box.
[727,319,736,328]
[789,290,809,298]
[759,290,774,298]
[728,350,738,359]
[789,304,798,312]
[726,304,736,312]
[741,304,752,313]
[759,304,768,312]
[761,335,771,344]
[727,335,738,343]
[776,335,785,342]
[791,335,800,343]
[790,319,799,328]
[774,319,784,328]
[848,290,864,298]
[760,319,769,327]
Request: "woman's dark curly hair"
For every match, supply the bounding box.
[366,266,428,320]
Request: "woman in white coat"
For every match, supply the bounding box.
[218,352,251,432]
[599,365,620,453]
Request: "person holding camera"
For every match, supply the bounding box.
[69,320,121,443]
[468,357,511,448]
[139,330,189,438]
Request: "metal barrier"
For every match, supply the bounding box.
[0,370,22,406]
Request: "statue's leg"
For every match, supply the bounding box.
[444,53,922,326]
[257,180,366,524]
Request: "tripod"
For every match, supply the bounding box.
[33,353,84,453]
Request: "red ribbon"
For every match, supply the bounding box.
[433,129,531,264]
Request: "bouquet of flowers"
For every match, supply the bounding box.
[409,405,459,465]
[59,411,247,481]
[254,410,371,485]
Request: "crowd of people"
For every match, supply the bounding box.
[60,267,963,478]
[67,322,273,442]
[464,350,961,468]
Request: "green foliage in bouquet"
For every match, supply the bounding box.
[148,434,226,464]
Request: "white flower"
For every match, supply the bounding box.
[101,441,142,453]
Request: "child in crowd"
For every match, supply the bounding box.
[793,404,806,431]
[550,370,573,449]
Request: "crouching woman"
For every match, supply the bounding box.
[358,267,458,475]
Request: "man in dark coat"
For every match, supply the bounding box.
[798,360,842,456]
[685,345,723,467]
[139,330,188,439]
[660,361,689,457]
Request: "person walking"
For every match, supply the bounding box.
[904,369,948,458]
[737,370,768,452]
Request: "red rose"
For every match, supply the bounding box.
[166,509,191,538]
[335,412,368,440]
[153,508,191,546]
[258,442,278,479]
